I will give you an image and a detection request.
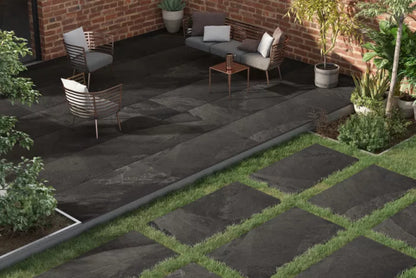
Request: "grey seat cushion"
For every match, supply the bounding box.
[240,52,270,71]
[86,51,113,72]
[185,36,218,52]
[210,40,247,63]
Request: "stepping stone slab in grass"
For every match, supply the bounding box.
[295,236,416,278]
[375,203,416,248]
[150,182,280,245]
[251,144,358,193]
[209,208,342,278]
[165,263,220,277]
[36,232,176,278]
[309,165,416,220]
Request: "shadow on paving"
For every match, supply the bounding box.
[7,31,353,222]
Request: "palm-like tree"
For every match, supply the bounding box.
[357,0,416,115]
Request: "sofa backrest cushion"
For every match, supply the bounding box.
[272,27,285,46]
[203,25,231,42]
[192,12,226,36]
[238,39,260,52]
[63,27,88,52]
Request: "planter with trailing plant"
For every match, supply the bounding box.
[350,70,390,114]
[158,0,186,34]
[287,0,359,88]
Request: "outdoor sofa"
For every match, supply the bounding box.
[183,12,288,84]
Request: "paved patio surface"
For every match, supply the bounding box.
[35,143,416,277]
[5,31,354,222]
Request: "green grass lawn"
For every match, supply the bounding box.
[2,132,416,278]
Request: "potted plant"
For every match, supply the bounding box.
[287,0,359,88]
[361,20,416,117]
[158,0,186,34]
[357,0,416,116]
[350,70,390,114]
[398,55,416,118]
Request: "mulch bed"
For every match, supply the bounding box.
[314,113,416,154]
[0,212,74,256]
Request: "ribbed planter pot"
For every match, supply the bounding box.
[162,10,184,33]
[314,63,339,88]
[398,98,415,118]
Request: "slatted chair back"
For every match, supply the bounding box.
[62,73,122,138]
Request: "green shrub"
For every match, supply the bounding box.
[0,30,57,233]
[350,70,390,110]
[338,110,409,152]
[158,0,185,11]
[0,157,56,232]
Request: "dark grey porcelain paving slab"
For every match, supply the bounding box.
[251,144,358,193]
[166,263,220,278]
[310,165,416,220]
[266,82,314,97]
[226,87,352,143]
[209,208,342,278]
[37,231,176,278]
[150,182,280,245]
[375,203,416,248]
[296,236,416,278]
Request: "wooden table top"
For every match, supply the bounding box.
[210,61,249,74]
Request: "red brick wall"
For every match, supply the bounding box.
[37,0,164,60]
[186,0,368,75]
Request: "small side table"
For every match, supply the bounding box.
[209,61,250,98]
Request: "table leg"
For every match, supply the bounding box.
[247,68,250,92]
[228,73,231,98]
[209,67,212,93]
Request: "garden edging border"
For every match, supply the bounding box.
[0,208,81,270]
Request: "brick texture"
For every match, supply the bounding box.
[36,0,415,76]
[37,0,163,60]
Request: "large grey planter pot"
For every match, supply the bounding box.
[314,63,339,88]
[398,98,414,118]
[162,10,184,33]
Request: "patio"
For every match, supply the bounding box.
[1,30,416,278]
[6,31,353,223]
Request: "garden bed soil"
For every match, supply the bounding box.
[315,115,416,154]
[0,212,74,256]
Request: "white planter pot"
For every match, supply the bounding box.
[162,10,184,33]
[413,102,416,121]
[398,98,414,118]
[314,63,339,88]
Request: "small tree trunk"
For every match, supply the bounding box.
[386,18,403,116]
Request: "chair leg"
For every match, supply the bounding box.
[87,73,91,89]
[277,66,282,80]
[95,119,99,139]
[265,70,269,85]
[116,112,122,131]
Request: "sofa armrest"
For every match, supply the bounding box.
[269,35,288,69]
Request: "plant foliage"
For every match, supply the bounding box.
[286,0,360,67]
[338,110,409,152]
[350,70,390,110]
[356,0,416,115]
[158,0,185,11]
[0,158,56,232]
[0,30,56,232]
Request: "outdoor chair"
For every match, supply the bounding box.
[63,27,114,88]
[61,73,122,139]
